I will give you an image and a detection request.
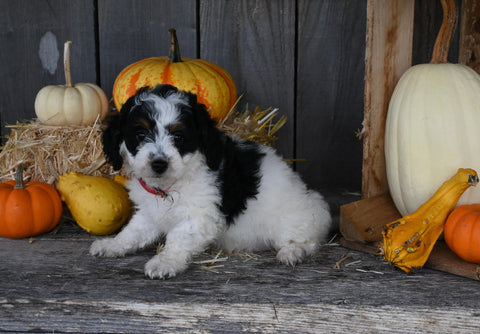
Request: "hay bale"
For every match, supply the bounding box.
[0,121,115,184]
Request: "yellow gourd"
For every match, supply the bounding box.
[57,172,131,235]
[34,41,109,126]
[382,168,478,274]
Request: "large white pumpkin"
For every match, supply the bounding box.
[385,63,480,216]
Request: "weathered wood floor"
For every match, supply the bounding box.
[1,218,479,333]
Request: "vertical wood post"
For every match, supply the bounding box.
[362,0,415,199]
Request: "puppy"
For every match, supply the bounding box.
[90,84,332,279]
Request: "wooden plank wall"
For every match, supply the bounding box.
[0,0,450,196]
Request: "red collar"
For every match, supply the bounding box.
[139,178,169,198]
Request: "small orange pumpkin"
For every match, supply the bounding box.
[444,204,480,263]
[0,164,63,239]
[112,29,237,120]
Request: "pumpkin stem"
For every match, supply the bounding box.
[64,41,74,87]
[430,0,458,64]
[14,163,26,189]
[168,29,183,63]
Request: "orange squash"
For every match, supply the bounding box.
[444,204,480,263]
[113,29,237,120]
[0,164,63,238]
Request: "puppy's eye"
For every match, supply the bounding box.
[136,131,147,141]
[172,132,184,145]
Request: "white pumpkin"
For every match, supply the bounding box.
[35,82,109,125]
[34,41,109,126]
[385,0,480,216]
[385,63,480,216]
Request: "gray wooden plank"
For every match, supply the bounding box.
[97,0,197,100]
[0,0,97,139]
[296,0,367,192]
[2,300,479,333]
[0,223,479,333]
[199,0,296,158]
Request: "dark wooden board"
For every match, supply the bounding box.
[296,0,366,191]
[1,222,480,333]
[97,0,197,99]
[200,0,296,158]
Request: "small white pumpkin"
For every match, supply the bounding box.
[34,41,109,126]
[385,0,480,216]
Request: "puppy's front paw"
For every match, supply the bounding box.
[144,254,188,279]
[276,244,307,267]
[90,238,128,258]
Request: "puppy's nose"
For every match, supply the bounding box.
[151,158,168,174]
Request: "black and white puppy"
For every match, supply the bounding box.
[90,84,331,279]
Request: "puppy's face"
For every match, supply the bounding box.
[103,85,207,184]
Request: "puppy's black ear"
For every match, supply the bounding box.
[187,93,224,170]
[102,112,124,170]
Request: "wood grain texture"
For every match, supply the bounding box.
[340,193,400,242]
[200,0,295,158]
[1,0,475,202]
[0,0,97,138]
[97,0,197,99]
[296,0,367,191]
[459,0,480,72]
[362,0,415,198]
[2,300,480,333]
[1,223,480,333]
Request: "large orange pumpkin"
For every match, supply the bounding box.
[0,165,63,239]
[112,29,237,120]
[444,204,480,263]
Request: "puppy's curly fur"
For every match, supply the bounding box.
[91,84,331,279]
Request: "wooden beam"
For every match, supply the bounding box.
[362,0,415,198]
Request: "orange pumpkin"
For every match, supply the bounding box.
[0,164,63,239]
[112,29,237,120]
[444,204,480,263]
